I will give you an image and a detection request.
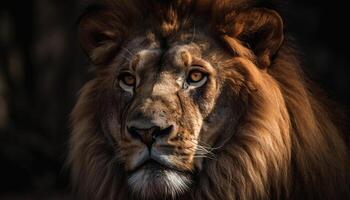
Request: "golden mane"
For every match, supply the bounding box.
[68,0,350,199]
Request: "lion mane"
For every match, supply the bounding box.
[68,0,350,199]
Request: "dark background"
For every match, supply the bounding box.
[0,0,349,199]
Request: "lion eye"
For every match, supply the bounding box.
[189,70,204,83]
[122,74,136,86]
[186,70,208,88]
[118,72,136,92]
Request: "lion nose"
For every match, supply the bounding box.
[127,125,173,148]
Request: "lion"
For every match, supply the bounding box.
[68,0,350,199]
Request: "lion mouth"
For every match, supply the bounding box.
[130,159,165,173]
[129,159,185,175]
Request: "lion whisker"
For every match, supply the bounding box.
[193,154,217,161]
[187,140,215,154]
[122,46,134,57]
[120,54,132,62]
[186,141,217,160]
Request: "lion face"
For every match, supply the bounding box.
[103,31,237,198]
[71,1,295,199]
[71,1,350,200]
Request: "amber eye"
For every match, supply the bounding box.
[188,70,205,83]
[121,74,136,86]
[184,69,208,89]
[118,72,136,92]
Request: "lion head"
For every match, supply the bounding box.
[68,0,350,199]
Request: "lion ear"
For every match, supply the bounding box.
[232,8,284,68]
[78,6,123,64]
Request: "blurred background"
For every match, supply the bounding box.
[0,0,349,199]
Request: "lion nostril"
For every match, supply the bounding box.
[127,125,173,147]
[127,126,158,148]
[127,126,142,139]
[152,125,173,139]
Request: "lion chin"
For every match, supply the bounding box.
[127,161,191,199]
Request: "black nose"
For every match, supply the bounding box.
[127,125,173,148]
